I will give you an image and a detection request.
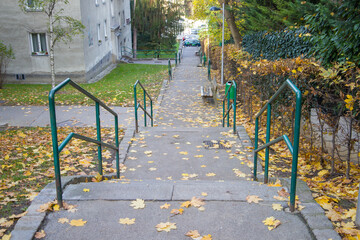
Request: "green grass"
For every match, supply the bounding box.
[0,64,167,106]
[0,127,124,235]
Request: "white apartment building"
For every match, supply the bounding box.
[0,0,132,84]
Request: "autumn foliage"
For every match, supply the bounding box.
[208,44,360,238]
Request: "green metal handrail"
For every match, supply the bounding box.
[121,46,177,59]
[168,59,172,81]
[222,80,237,134]
[208,60,211,81]
[134,80,154,133]
[253,79,302,212]
[49,78,120,208]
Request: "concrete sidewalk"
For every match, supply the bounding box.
[0,106,134,128]
[10,47,340,240]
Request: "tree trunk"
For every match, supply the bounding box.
[132,0,137,58]
[49,14,56,88]
[220,0,242,49]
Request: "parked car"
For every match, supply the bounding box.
[184,39,201,47]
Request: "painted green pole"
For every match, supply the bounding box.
[233,81,237,134]
[175,53,178,66]
[95,102,103,175]
[264,104,271,184]
[49,90,63,208]
[150,99,153,127]
[253,117,259,181]
[115,115,120,178]
[208,60,211,81]
[134,84,138,132]
[144,89,147,127]
[289,80,302,212]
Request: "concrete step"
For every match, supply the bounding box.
[62,180,285,202]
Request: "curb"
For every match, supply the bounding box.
[10,174,114,240]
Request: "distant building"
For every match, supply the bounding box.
[0,0,132,84]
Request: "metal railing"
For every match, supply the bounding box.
[168,59,172,81]
[253,79,302,212]
[208,60,211,81]
[134,80,154,133]
[121,46,177,59]
[222,80,237,134]
[49,78,120,207]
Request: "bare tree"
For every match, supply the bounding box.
[19,0,84,88]
[0,41,15,89]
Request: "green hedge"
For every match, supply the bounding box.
[242,26,312,60]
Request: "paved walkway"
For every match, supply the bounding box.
[11,47,340,240]
[0,106,134,128]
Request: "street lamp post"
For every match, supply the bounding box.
[210,3,225,85]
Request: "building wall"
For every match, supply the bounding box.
[0,0,86,84]
[80,0,114,82]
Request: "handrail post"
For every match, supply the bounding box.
[144,89,147,127]
[227,93,230,127]
[49,93,63,208]
[150,100,153,127]
[264,103,271,184]
[222,99,225,127]
[178,52,181,64]
[175,53,178,66]
[115,115,120,178]
[233,81,237,134]
[168,59,172,81]
[254,117,259,181]
[290,90,302,212]
[95,102,103,175]
[208,60,211,81]
[134,84,139,133]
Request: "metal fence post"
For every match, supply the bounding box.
[95,102,103,175]
[134,85,138,133]
[264,104,271,184]
[254,117,259,181]
[49,94,63,208]
[115,115,120,178]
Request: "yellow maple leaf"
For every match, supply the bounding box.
[83,188,90,192]
[201,192,208,197]
[34,230,46,239]
[263,216,281,231]
[181,201,192,208]
[170,208,184,215]
[185,230,200,238]
[155,222,177,232]
[326,209,342,221]
[18,132,26,138]
[2,234,11,240]
[194,155,204,158]
[53,204,60,211]
[179,151,188,155]
[69,219,87,227]
[130,199,145,209]
[160,203,171,209]
[202,234,212,240]
[317,170,329,177]
[119,218,135,225]
[246,195,263,203]
[58,218,69,224]
[272,203,283,211]
[206,173,216,177]
[267,179,282,187]
[190,197,205,208]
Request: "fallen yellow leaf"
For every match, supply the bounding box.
[155,222,177,232]
[130,199,145,209]
[69,219,87,227]
[119,218,135,225]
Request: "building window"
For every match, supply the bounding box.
[97,24,101,44]
[30,33,48,55]
[95,0,99,6]
[104,20,108,40]
[26,0,42,11]
[110,0,114,17]
[102,0,106,3]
